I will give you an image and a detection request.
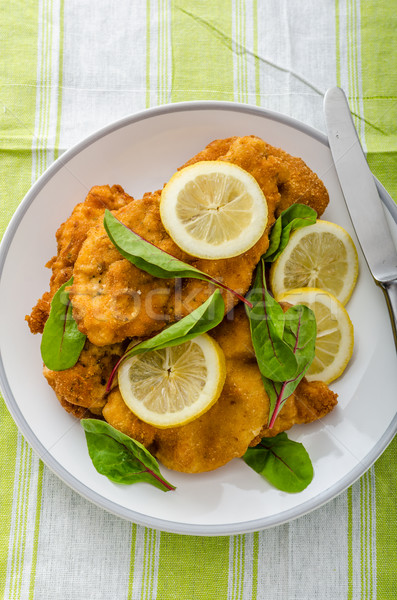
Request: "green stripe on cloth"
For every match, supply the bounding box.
[347,486,353,599]
[361,0,397,202]
[0,3,39,236]
[156,535,230,599]
[0,401,19,597]
[374,438,397,599]
[1,0,65,596]
[28,461,44,600]
[360,1,397,597]
[0,2,39,594]
[170,0,234,102]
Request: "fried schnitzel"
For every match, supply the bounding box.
[43,339,126,417]
[102,305,337,473]
[26,184,133,334]
[70,136,329,346]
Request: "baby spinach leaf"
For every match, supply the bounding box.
[243,432,313,493]
[106,290,225,390]
[263,204,317,262]
[103,210,252,308]
[81,419,175,492]
[40,277,86,371]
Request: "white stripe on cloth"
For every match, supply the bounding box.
[147,0,172,107]
[232,0,257,106]
[255,0,337,131]
[128,526,161,600]
[30,469,133,600]
[58,0,148,151]
[31,0,63,182]
[227,534,255,600]
[286,493,350,598]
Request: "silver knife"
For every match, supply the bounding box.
[323,86,397,347]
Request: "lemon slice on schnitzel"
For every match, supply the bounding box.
[270,220,359,305]
[118,334,226,428]
[276,288,354,384]
[160,161,268,259]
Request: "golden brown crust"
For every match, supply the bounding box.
[26,185,133,334]
[43,340,126,415]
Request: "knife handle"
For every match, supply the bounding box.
[381,280,397,350]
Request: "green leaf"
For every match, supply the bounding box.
[243,432,314,493]
[246,261,298,382]
[263,204,317,262]
[245,260,317,427]
[103,210,251,308]
[104,209,213,280]
[40,277,86,371]
[266,303,317,428]
[81,419,175,492]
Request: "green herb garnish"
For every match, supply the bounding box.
[103,209,252,308]
[262,204,317,262]
[246,259,316,428]
[81,419,175,492]
[106,289,225,391]
[243,432,313,493]
[40,277,86,371]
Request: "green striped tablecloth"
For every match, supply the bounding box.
[1,2,396,598]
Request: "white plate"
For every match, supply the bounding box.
[1,102,397,536]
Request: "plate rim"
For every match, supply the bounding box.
[1,100,396,536]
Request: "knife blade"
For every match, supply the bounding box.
[323,86,397,345]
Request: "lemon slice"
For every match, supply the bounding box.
[118,334,226,428]
[277,288,354,384]
[160,161,268,259]
[270,220,358,305]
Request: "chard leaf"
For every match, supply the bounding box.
[243,432,313,493]
[246,260,298,382]
[103,210,251,307]
[104,209,206,280]
[40,277,86,371]
[263,204,317,262]
[107,290,225,390]
[81,419,175,492]
[266,303,317,428]
[246,260,317,428]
